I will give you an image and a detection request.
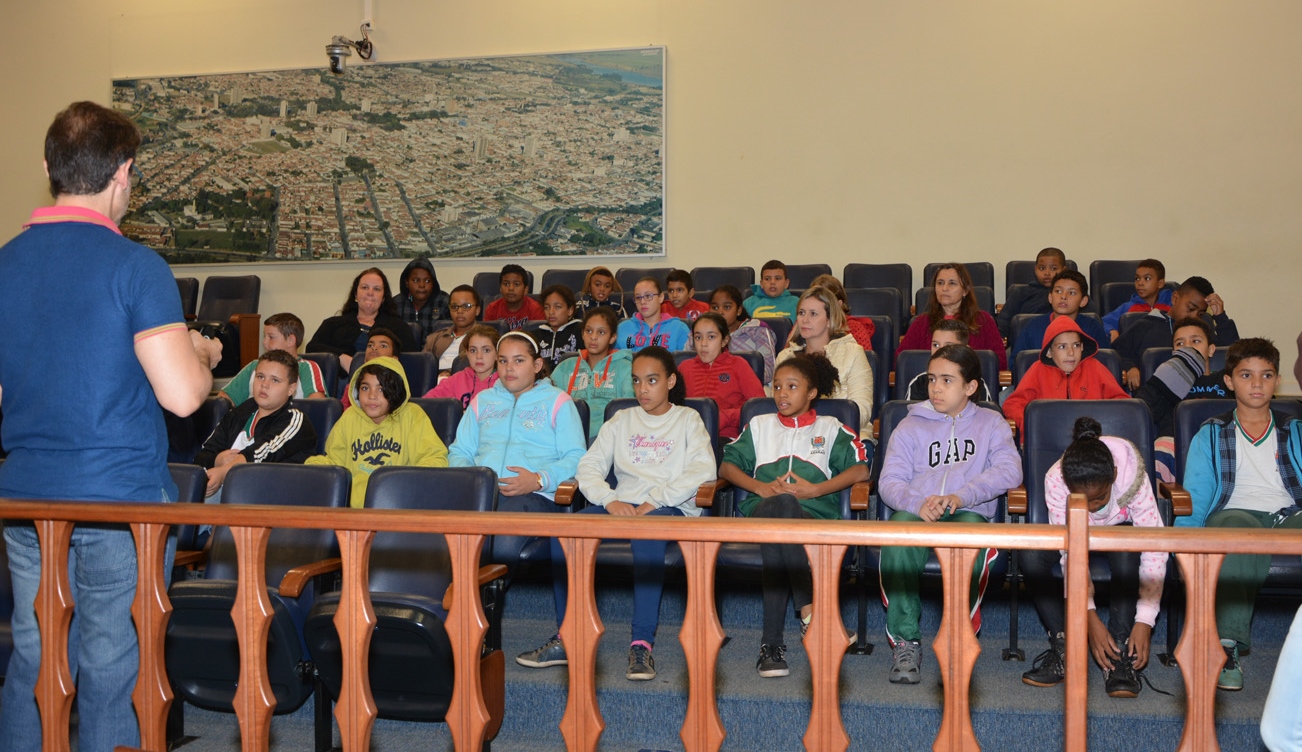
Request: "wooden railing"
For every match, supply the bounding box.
[1,496,1300,752]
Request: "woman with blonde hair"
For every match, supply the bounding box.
[774,285,874,432]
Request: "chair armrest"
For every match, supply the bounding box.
[999,370,1012,388]
[279,557,342,598]
[850,481,872,512]
[695,478,730,509]
[173,549,207,568]
[1007,486,1027,516]
[229,312,262,371]
[1158,481,1192,517]
[442,563,511,611]
[872,418,881,441]
[554,479,579,506]
[888,371,895,388]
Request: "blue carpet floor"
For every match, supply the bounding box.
[155,570,1292,751]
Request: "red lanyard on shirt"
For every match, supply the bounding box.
[568,350,612,392]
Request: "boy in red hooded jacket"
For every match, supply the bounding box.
[1003,315,1128,437]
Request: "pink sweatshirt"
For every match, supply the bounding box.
[1044,436,1166,626]
[424,368,498,409]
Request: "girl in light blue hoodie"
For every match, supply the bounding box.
[449,330,588,564]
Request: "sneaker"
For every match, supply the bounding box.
[1022,633,1066,687]
[1103,639,1141,698]
[627,644,656,681]
[1218,640,1243,691]
[799,615,858,645]
[516,636,567,668]
[757,644,789,678]
[889,640,922,684]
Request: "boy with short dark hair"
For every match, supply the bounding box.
[483,263,544,330]
[661,269,709,321]
[218,312,328,403]
[743,260,798,320]
[196,349,318,498]
[996,247,1065,338]
[1011,270,1108,356]
[1102,259,1173,341]
[1179,338,1302,692]
[1113,276,1239,390]
[1003,316,1128,436]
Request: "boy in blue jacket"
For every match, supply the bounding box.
[1177,337,1302,692]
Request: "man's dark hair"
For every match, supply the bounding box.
[44,101,141,198]
[666,269,693,289]
[264,312,305,347]
[1224,337,1279,375]
[760,259,787,276]
[1137,259,1166,280]
[500,264,529,289]
[450,283,482,309]
[1037,247,1067,266]
[1170,317,1213,344]
[1178,276,1214,297]
[257,348,300,380]
[1051,269,1089,298]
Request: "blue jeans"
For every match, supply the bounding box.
[0,522,176,752]
[1262,604,1302,751]
[550,505,684,645]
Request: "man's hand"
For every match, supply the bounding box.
[213,449,243,468]
[1205,293,1225,317]
[1124,367,1142,391]
[190,329,223,371]
[607,500,638,516]
[778,472,822,499]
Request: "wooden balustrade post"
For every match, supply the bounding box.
[558,537,605,752]
[129,522,173,752]
[445,534,494,752]
[1172,552,1227,752]
[802,543,851,752]
[1063,494,1090,752]
[333,529,378,752]
[678,540,726,752]
[931,545,980,752]
[35,519,75,752]
[229,526,275,752]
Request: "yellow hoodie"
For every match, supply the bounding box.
[307,355,448,506]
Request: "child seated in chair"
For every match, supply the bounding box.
[904,319,994,402]
[996,247,1064,338]
[422,324,499,408]
[308,355,447,507]
[197,349,318,500]
[1020,417,1165,699]
[516,347,714,682]
[340,327,400,409]
[551,307,633,441]
[448,331,588,565]
[574,265,623,318]
[718,354,871,678]
[1178,337,1302,692]
[482,263,544,330]
[1003,316,1127,438]
[1132,317,1225,481]
[218,312,328,403]
[680,313,765,440]
[878,344,1021,685]
[1102,259,1172,343]
[1010,270,1108,358]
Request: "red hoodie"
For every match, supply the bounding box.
[678,350,766,439]
[1003,314,1128,436]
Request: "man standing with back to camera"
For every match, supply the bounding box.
[0,101,221,751]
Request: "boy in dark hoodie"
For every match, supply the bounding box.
[1132,318,1225,480]
[1003,315,1128,437]
[393,257,449,341]
[996,247,1065,338]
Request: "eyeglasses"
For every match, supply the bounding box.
[633,293,661,303]
[129,163,145,189]
[449,303,477,311]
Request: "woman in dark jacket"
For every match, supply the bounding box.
[307,267,417,370]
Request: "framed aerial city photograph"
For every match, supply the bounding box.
[111,46,665,265]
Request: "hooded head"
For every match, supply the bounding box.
[398,257,440,307]
[348,355,411,424]
[1039,315,1098,375]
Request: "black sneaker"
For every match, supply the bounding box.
[757,644,789,678]
[1103,639,1141,698]
[516,636,567,668]
[1022,633,1066,687]
[627,644,656,681]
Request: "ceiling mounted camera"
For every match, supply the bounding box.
[326,22,374,75]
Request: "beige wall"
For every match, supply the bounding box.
[2,0,1299,388]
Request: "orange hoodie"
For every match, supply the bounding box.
[1003,314,1128,436]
